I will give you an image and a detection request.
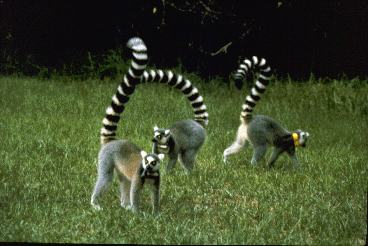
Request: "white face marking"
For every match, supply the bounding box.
[146,156,155,163]
[298,131,309,145]
[154,131,160,137]
[143,155,161,171]
[141,150,147,159]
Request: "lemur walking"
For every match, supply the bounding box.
[91,37,164,215]
[223,56,309,170]
[141,69,208,173]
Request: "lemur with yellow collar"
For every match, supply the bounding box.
[223,56,309,170]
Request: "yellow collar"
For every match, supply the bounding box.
[292,133,299,147]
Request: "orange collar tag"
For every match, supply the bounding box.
[292,133,300,147]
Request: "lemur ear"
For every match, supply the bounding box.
[141,150,147,159]
[158,154,165,161]
[164,129,171,136]
[154,126,158,131]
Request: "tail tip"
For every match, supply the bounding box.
[126,37,146,49]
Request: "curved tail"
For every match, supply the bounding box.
[141,69,208,128]
[100,37,148,145]
[234,56,272,121]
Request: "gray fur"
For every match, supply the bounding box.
[91,140,164,215]
[223,114,309,170]
[152,119,206,173]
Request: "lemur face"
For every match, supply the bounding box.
[152,126,171,145]
[295,129,309,147]
[141,151,164,172]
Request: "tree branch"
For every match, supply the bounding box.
[203,41,233,56]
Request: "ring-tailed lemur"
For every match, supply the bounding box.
[91,37,164,215]
[223,56,309,170]
[141,69,208,173]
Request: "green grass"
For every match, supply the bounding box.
[0,75,367,244]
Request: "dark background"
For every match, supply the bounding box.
[1,0,367,80]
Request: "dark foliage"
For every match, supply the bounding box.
[0,0,367,80]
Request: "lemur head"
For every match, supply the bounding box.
[292,130,310,147]
[152,126,171,145]
[140,151,164,175]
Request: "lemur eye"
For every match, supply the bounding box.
[145,160,148,164]
[157,135,161,139]
[152,161,156,166]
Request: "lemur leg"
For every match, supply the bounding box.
[178,149,197,173]
[148,179,160,216]
[117,173,131,209]
[250,144,268,165]
[165,152,179,174]
[130,178,143,213]
[223,139,249,162]
[267,147,285,168]
[90,169,114,210]
[286,150,301,171]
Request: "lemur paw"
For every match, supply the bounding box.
[91,202,103,210]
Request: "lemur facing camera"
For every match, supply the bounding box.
[140,69,208,174]
[223,56,309,170]
[91,37,164,215]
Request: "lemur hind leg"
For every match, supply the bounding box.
[267,147,285,169]
[165,152,179,174]
[130,177,144,213]
[223,139,250,162]
[91,168,114,210]
[179,148,197,173]
[250,144,268,165]
[117,173,132,209]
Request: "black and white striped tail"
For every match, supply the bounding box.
[100,37,148,145]
[141,69,208,128]
[235,56,272,120]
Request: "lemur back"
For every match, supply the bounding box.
[141,70,208,173]
[223,56,309,170]
[91,37,164,215]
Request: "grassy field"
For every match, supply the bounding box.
[0,75,367,244]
